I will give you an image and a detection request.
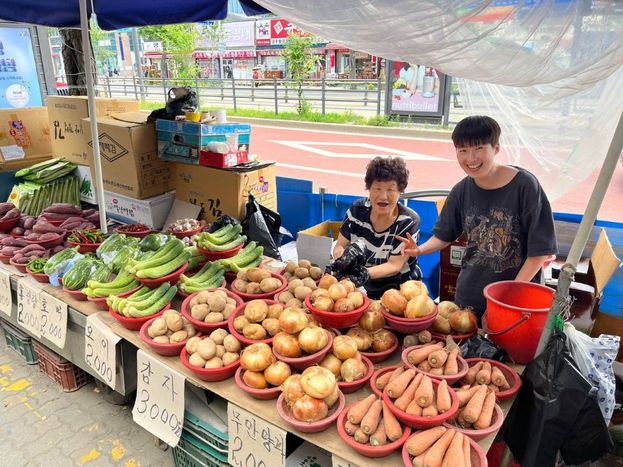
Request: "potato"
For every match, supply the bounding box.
[267,303,284,319]
[213,289,228,299]
[153,336,169,344]
[243,323,267,340]
[298,259,312,270]
[222,352,239,366]
[189,352,207,368]
[186,336,202,354]
[207,294,226,313]
[286,298,303,309]
[148,318,168,338]
[223,334,241,353]
[294,285,312,301]
[226,297,237,306]
[288,278,304,293]
[245,299,268,322]
[277,290,294,305]
[196,291,211,304]
[286,261,298,274]
[246,267,271,283]
[309,266,323,280]
[260,277,280,293]
[162,309,178,318]
[294,267,310,279]
[210,328,229,345]
[197,338,217,360]
[236,270,248,281]
[205,312,224,323]
[216,344,226,358]
[284,271,293,280]
[189,296,200,308]
[233,315,250,332]
[262,318,281,336]
[222,304,236,319]
[165,313,184,332]
[302,277,317,290]
[232,279,248,293]
[246,283,262,294]
[183,323,197,338]
[204,357,223,369]
[191,304,209,321]
[170,330,188,343]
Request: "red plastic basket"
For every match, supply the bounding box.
[32,341,92,392]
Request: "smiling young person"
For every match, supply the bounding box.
[398,115,557,317]
[333,156,422,298]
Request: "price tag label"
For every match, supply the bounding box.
[16,277,42,337]
[332,454,358,467]
[132,350,185,447]
[228,403,286,467]
[39,292,68,349]
[85,313,121,389]
[0,268,12,317]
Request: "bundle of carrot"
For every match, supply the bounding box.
[344,394,405,446]
[460,360,511,393]
[384,369,454,418]
[451,384,498,430]
[405,426,472,467]
[405,340,462,376]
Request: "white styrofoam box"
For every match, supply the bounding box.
[104,190,176,230]
[74,165,97,204]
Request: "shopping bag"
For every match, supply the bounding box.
[209,215,240,234]
[325,239,370,287]
[459,334,506,361]
[241,194,283,260]
[147,87,198,122]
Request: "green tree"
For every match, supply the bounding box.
[89,21,115,74]
[140,24,197,80]
[282,34,315,114]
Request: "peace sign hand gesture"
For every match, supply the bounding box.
[396,232,421,257]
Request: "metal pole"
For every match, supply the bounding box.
[232,76,237,111]
[106,75,111,97]
[131,27,145,100]
[195,75,200,108]
[321,78,326,115]
[79,0,107,232]
[132,73,138,100]
[376,75,382,115]
[535,111,623,356]
[274,77,278,114]
[162,70,167,101]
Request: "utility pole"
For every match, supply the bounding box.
[131,27,145,99]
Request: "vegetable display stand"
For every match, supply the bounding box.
[172,409,229,467]
[0,319,38,364]
[32,341,92,392]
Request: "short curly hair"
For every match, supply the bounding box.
[364,156,409,192]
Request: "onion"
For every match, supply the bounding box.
[345,327,372,351]
[240,343,274,372]
[347,291,364,309]
[318,274,338,290]
[298,327,328,354]
[310,288,329,304]
[448,309,478,334]
[339,279,356,294]
[279,308,309,334]
[399,280,428,300]
[320,354,342,377]
[332,335,359,360]
[323,383,340,408]
[312,295,334,312]
[273,332,302,358]
[291,394,329,422]
[334,298,355,313]
[340,358,367,382]
[432,315,452,334]
[381,289,407,316]
[328,283,348,301]
[438,300,460,318]
[404,295,435,319]
[243,370,268,389]
[264,361,291,386]
[371,328,397,352]
[301,366,337,399]
[359,307,385,332]
[282,374,306,406]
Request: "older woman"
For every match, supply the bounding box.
[333,156,422,298]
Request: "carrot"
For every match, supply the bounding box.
[388,366,405,383]
[463,361,483,385]
[423,428,456,467]
[462,385,487,423]
[428,349,449,368]
[406,399,423,416]
[361,399,383,434]
[491,366,509,387]
[499,380,511,391]
[347,394,377,424]
[476,361,492,385]
[487,383,500,393]
[382,401,403,441]
[418,360,432,372]
[375,370,393,390]
[354,428,369,444]
[408,342,443,365]
[415,375,434,408]
[395,373,423,411]
[344,420,359,436]
[474,390,496,429]
[441,431,465,467]
[436,379,452,413]
[422,403,439,418]
[462,432,472,467]
[429,367,444,375]
[405,426,447,456]
[369,417,387,446]
[460,384,471,391]
[457,409,470,428]
[386,368,415,399]
[456,385,481,407]
[444,348,460,375]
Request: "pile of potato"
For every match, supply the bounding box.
[232,299,285,340]
[276,276,319,309]
[147,310,197,344]
[283,259,323,282]
[188,289,238,323]
[185,329,241,369]
[232,267,283,295]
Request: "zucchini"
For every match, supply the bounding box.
[87,270,134,290]
[188,261,221,283]
[230,256,262,273]
[231,245,263,267]
[199,235,246,252]
[118,285,169,316]
[210,224,234,238]
[128,239,184,273]
[202,224,242,245]
[90,280,140,298]
[219,241,257,267]
[127,284,177,317]
[135,249,191,279]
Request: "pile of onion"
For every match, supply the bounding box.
[240,343,292,389]
[381,281,435,318]
[319,335,367,383]
[432,300,478,334]
[272,307,330,359]
[282,367,339,422]
[344,326,397,354]
[309,276,365,313]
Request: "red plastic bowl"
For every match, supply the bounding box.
[109,304,169,331]
[401,345,469,385]
[0,252,11,264]
[177,277,226,299]
[337,402,412,458]
[337,355,374,394]
[369,365,402,398]
[87,286,142,311]
[139,316,194,357]
[234,367,282,400]
[382,378,459,429]
[360,333,400,363]
[382,306,438,334]
[28,270,49,284]
[276,390,345,433]
[113,225,152,238]
[181,288,244,333]
[443,403,504,441]
[169,221,205,239]
[272,329,334,371]
[305,293,370,328]
[66,240,101,254]
[133,262,189,287]
[62,285,88,301]
[464,358,522,401]
[227,299,280,345]
[25,233,65,249]
[431,330,477,344]
[0,216,20,233]
[401,430,487,467]
[230,272,287,301]
[9,258,28,273]
[180,345,240,382]
[197,242,243,261]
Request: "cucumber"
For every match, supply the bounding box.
[220,242,257,267]
[121,284,171,315]
[210,224,234,238]
[199,235,246,252]
[135,250,191,279]
[87,272,135,291]
[128,238,182,271]
[189,261,221,283]
[204,270,225,288]
[127,285,177,318]
[231,245,263,267]
[230,256,262,273]
[129,242,185,275]
[91,280,140,298]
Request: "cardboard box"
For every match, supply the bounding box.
[296,221,343,270]
[104,190,176,229]
[82,112,170,199]
[0,107,52,172]
[169,162,276,224]
[47,96,140,164]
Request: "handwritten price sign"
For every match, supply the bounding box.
[132,350,184,447]
[16,277,41,337]
[228,403,286,467]
[39,292,68,349]
[85,313,121,389]
[0,269,12,317]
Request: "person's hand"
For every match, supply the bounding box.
[396,232,421,257]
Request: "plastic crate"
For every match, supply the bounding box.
[0,319,38,364]
[172,432,229,467]
[184,410,228,453]
[31,341,92,392]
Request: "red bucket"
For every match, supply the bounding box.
[483,281,554,364]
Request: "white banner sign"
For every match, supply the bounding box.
[39,291,68,349]
[85,313,121,389]
[0,268,12,317]
[16,277,42,337]
[132,350,185,447]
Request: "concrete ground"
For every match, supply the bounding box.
[0,340,173,467]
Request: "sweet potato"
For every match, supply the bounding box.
[33,222,65,234]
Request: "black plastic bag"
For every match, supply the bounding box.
[147,87,198,122]
[241,194,282,260]
[459,334,506,361]
[209,215,240,233]
[326,239,369,287]
[503,331,611,467]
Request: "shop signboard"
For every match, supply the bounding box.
[0,26,43,109]
[255,19,322,47]
[224,21,255,48]
[384,60,448,119]
[39,292,68,349]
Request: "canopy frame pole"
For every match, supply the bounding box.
[535,111,623,356]
[79,0,108,233]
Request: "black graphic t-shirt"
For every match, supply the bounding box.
[434,168,557,316]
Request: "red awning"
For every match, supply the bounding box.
[326,42,348,50]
